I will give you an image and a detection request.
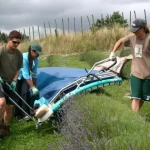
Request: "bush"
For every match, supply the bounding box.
[79,51,107,66]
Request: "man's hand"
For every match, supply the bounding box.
[109,52,116,60]
[10,81,17,91]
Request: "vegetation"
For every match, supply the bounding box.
[1,52,150,149]
[92,11,128,31]
[0,31,29,43]
[1,24,150,149]
[17,25,129,55]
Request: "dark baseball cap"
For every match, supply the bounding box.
[31,44,42,55]
[130,18,147,33]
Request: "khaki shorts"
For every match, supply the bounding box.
[130,74,150,101]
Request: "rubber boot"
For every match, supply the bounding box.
[0,122,4,136]
[2,124,11,136]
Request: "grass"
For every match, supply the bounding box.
[39,54,91,68]
[0,54,91,149]
[18,25,130,55]
[0,117,59,149]
[1,51,150,150]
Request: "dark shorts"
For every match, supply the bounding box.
[0,83,16,105]
[130,74,150,101]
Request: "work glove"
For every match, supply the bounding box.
[29,86,39,97]
[0,77,4,85]
[9,81,17,91]
[109,52,116,60]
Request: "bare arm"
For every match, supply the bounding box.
[112,39,123,52]
[13,70,20,82]
[26,79,34,88]
[32,78,37,87]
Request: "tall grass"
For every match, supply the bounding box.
[19,25,129,55]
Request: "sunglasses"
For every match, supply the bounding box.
[12,41,20,45]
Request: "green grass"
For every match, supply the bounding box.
[39,54,91,68]
[0,119,59,150]
[1,52,150,150]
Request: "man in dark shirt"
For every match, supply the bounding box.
[0,30,23,136]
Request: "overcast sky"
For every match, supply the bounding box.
[0,0,149,37]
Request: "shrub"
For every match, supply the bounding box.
[79,51,107,66]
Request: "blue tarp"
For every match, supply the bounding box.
[37,67,97,102]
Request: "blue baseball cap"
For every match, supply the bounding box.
[31,44,42,55]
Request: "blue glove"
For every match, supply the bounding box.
[29,86,39,97]
[9,81,17,91]
[0,77,4,85]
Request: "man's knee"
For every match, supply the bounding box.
[0,97,6,109]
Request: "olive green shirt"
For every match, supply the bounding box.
[121,34,150,79]
[0,46,23,82]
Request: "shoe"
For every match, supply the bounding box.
[23,116,31,121]
[3,124,11,136]
[0,123,11,136]
[15,116,23,121]
[0,123,4,136]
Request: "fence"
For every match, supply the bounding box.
[0,9,148,43]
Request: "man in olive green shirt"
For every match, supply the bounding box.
[0,30,23,136]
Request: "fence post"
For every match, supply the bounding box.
[92,14,95,33]
[32,27,34,41]
[130,11,132,27]
[55,20,58,38]
[29,27,31,41]
[87,16,91,31]
[55,20,58,37]
[134,10,136,19]
[81,16,84,36]
[44,23,47,38]
[55,29,58,38]
[74,17,76,35]
[144,9,147,22]
[122,12,124,29]
[62,18,65,35]
[68,18,70,34]
[23,29,26,41]
[38,25,41,40]
[48,21,52,36]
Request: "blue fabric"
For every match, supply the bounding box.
[37,67,97,102]
[18,52,39,80]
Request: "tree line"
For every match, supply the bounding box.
[0,31,29,43]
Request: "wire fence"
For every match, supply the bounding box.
[0,9,148,44]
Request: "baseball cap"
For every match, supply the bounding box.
[31,44,42,55]
[130,18,147,33]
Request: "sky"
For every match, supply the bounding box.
[0,0,149,38]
